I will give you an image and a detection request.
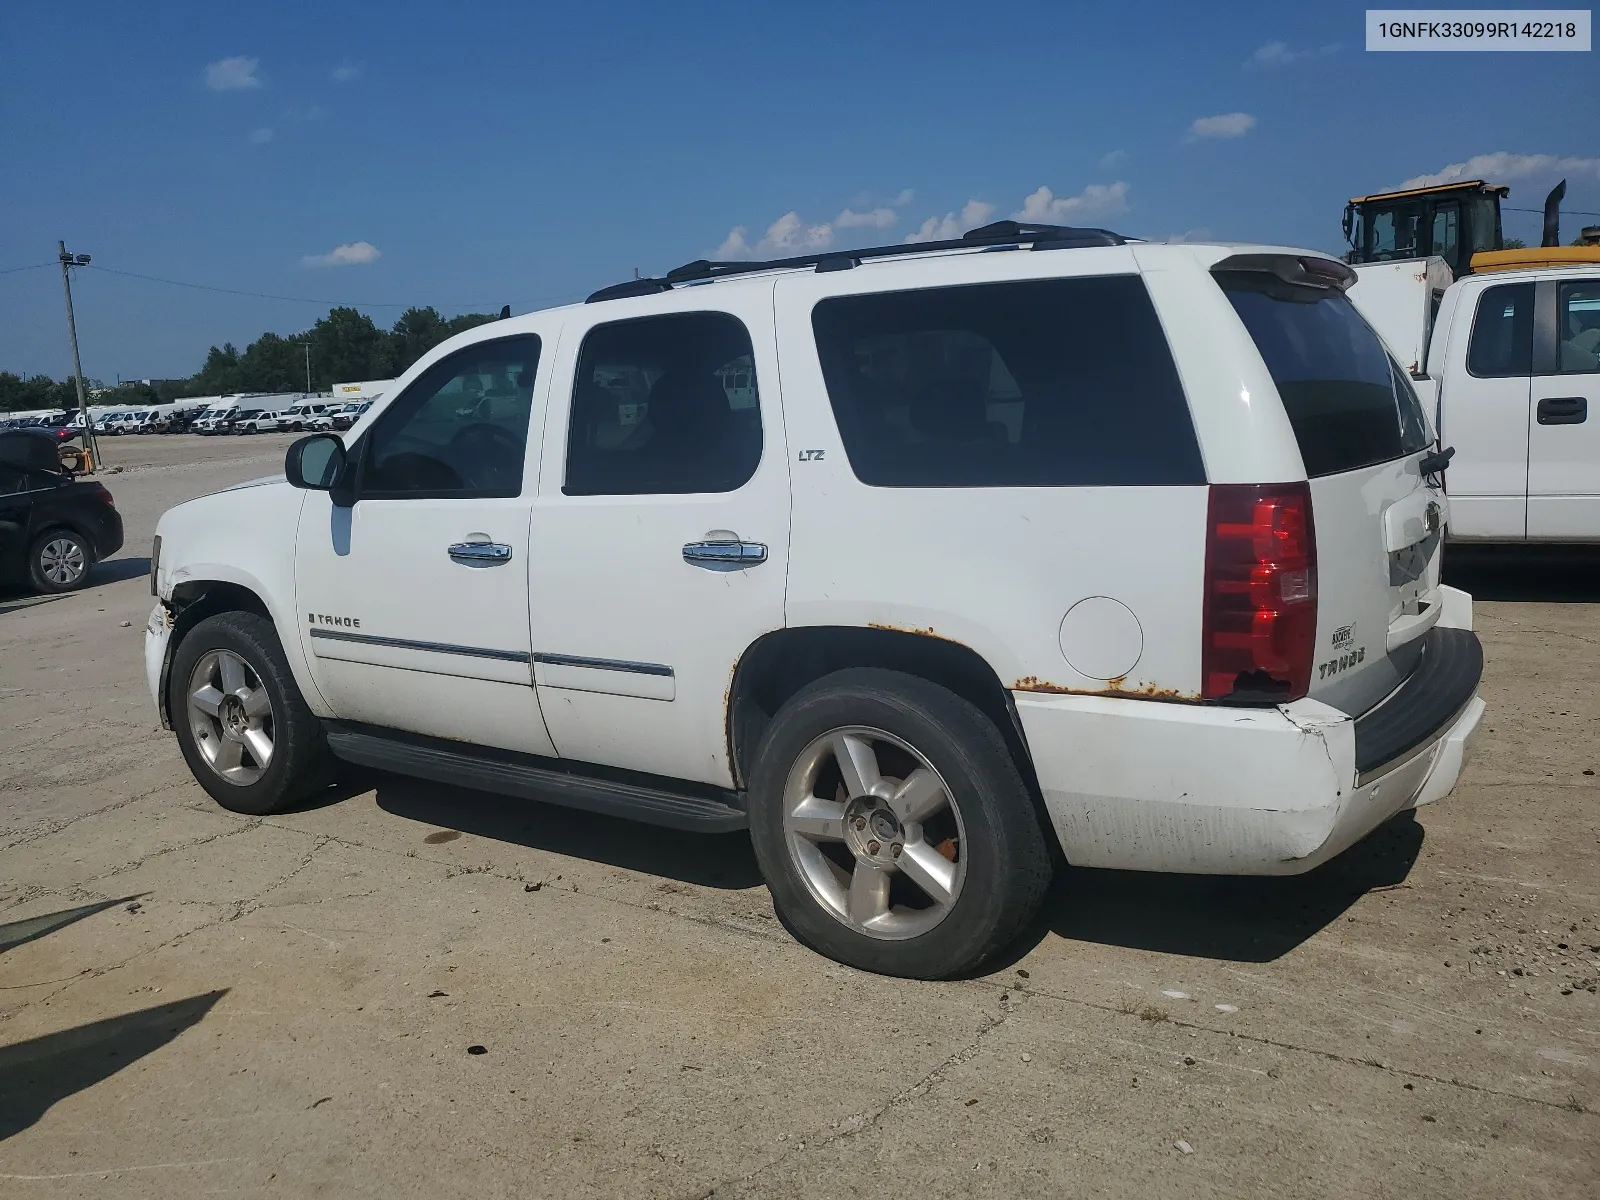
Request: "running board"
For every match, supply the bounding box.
[323,723,748,833]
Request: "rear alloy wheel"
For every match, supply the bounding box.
[28,529,92,593]
[783,727,966,941]
[749,668,1053,979]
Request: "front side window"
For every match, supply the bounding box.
[564,312,762,496]
[361,335,541,498]
[1556,281,1600,374]
[1466,282,1534,378]
[810,276,1202,488]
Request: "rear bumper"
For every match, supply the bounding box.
[95,509,125,560]
[1014,589,1485,875]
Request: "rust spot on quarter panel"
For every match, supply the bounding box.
[1012,676,1199,703]
[867,622,966,645]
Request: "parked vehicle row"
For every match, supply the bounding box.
[188,400,373,436]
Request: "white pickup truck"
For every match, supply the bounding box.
[1350,249,1600,542]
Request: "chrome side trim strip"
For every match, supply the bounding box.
[309,627,531,664]
[532,652,674,678]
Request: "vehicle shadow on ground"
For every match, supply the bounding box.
[0,990,227,1141]
[1443,544,1600,602]
[0,557,149,609]
[90,555,152,587]
[0,895,147,955]
[368,774,765,890]
[991,811,1425,968]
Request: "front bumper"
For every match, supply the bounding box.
[145,601,174,729]
[1014,607,1485,876]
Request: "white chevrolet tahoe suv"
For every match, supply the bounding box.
[145,221,1486,979]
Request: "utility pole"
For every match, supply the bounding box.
[57,241,99,471]
[296,342,312,393]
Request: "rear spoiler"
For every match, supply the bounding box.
[1211,253,1357,292]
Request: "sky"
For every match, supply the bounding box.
[2,0,1597,382]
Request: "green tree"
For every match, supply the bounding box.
[190,343,244,396]
[309,307,394,388]
[237,332,308,394]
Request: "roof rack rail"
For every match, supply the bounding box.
[585,220,1129,303]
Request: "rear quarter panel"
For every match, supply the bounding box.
[774,248,1212,697]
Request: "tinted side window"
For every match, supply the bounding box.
[1556,280,1600,374]
[1467,282,1534,378]
[564,312,762,496]
[810,276,1202,488]
[362,335,540,498]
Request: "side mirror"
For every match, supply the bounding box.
[286,434,347,493]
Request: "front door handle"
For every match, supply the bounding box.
[1536,396,1588,425]
[683,532,768,568]
[448,538,513,566]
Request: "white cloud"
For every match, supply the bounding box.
[1188,112,1256,140]
[904,199,995,243]
[247,127,274,144]
[715,188,917,258]
[1247,41,1339,68]
[1100,149,1127,169]
[331,61,363,83]
[835,206,898,229]
[1013,181,1130,223]
[203,56,261,91]
[302,241,381,268]
[1397,152,1600,190]
[716,211,834,259]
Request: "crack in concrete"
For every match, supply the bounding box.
[0,831,334,1023]
[0,780,191,853]
[1016,983,1595,1117]
[695,996,1027,1198]
[81,819,264,888]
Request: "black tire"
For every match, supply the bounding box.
[169,611,335,815]
[27,527,94,593]
[747,668,1053,979]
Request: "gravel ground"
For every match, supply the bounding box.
[1,435,1596,1198]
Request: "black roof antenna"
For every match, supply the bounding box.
[499,305,511,319]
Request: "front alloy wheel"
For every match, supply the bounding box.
[186,648,275,785]
[784,727,967,940]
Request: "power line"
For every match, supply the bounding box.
[0,262,55,275]
[1505,205,1600,218]
[79,263,578,311]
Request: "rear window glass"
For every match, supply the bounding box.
[1219,273,1432,477]
[810,276,1203,488]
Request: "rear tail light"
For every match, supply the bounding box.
[1201,483,1317,702]
[88,482,115,506]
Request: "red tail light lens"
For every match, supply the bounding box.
[1202,483,1317,702]
[87,482,115,506]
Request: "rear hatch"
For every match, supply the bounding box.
[1218,260,1443,714]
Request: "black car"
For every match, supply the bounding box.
[0,430,124,593]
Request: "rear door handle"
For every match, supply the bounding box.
[448,539,513,566]
[1536,396,1587,425]
[683,534,768,568]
